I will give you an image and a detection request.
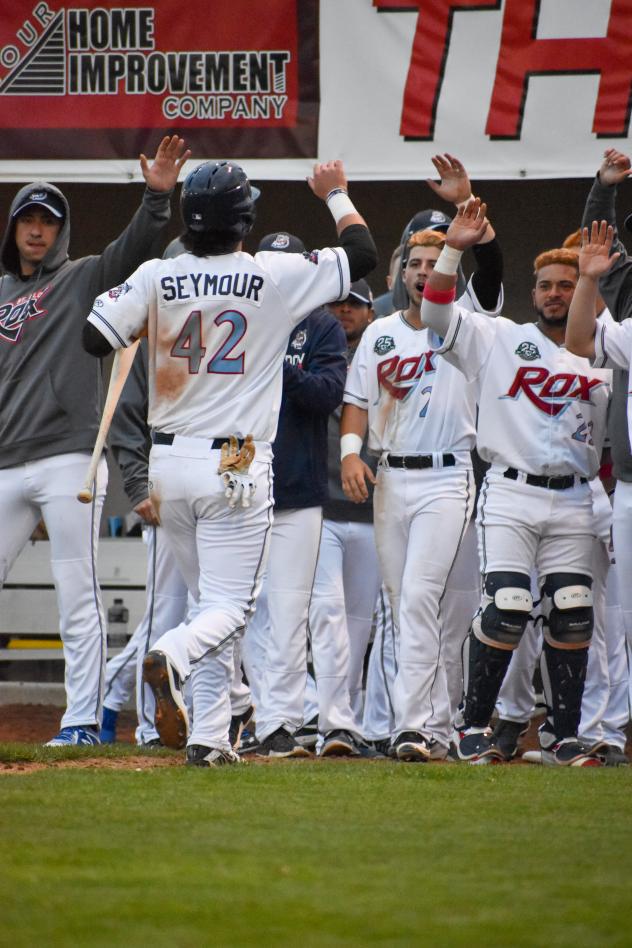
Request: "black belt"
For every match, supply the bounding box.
[386,453,455,470]
[151,431,243,450]
[503,467,587,490]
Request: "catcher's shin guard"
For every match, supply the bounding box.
[462,630,513,729]
[540,641,588,741]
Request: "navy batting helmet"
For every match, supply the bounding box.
[180,161,260,238]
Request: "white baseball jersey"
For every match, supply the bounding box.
[87,248,350,442]
[344,311,477,461]
[435,308,611,478]
[594,311,632,447]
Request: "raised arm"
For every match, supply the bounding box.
[427,153,501,310]
[581,149,632,323]
[421,198,489,337]
[566,221,620,359]
[308,160,377,281]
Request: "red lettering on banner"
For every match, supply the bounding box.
[374,0,500,140]
[486,0,632,138]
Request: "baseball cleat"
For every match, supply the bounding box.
[100,707,118,744]
[319,730,382,758]
[541,738,601,767]
[521,750,543,765]
[142,650,189,750]
[229,704,255,751]
[257,726,311,758]
[490,719,529,761]
[45,726,101,747]
[320,729,357,757]
[593,744,630,767]
[185,745,243,768]
[454,726,505,764]
[393,731,432,763]
[294,715,319,749]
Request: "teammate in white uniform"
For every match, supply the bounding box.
[422,201,611,766]
[341,203,502,761]
[83,159,377,762]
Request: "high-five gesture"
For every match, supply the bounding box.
[308,160,348,200]
[426,153,472,206]
[578,220,621,280]
[140,135,191,192]
[599,148,632,188]
[444,197,489,251]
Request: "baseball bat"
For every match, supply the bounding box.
[77,340,140,503]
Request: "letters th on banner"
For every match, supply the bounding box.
[375,0,632,141]
[0,0,318,159]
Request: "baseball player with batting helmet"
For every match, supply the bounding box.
[0,135,189,746]
[82,158,377,762]
[422,200,611,766]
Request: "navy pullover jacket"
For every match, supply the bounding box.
[272,307,347,509]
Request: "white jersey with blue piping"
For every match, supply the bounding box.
[87,247,350,442]
[344,309,476,461]
[434,308,611,478]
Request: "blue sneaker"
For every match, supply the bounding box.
[45,726,101,747]
[100,707,118,744]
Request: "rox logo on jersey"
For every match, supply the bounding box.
[377,351,436,400]
[503,366,605,416]
[0,286,51,343]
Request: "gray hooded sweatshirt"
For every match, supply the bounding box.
[0,181,171,468]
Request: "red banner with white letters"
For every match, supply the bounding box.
[0,0,318,159]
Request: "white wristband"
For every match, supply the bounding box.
[326,190,357,225]
[433,244,463,276]
[341,432,363,460]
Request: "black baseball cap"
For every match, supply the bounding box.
[12,187,65,220]
[258,231,305,253]
[403,209,452,242]
[346,279,373,305]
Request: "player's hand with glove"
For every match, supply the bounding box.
[140,135,191,192]
[218,435,256,509]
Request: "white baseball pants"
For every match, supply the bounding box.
[246,506,322,743]
[148,438,273,680]
[374,465,475,747]
[308,518,381,735]
[0,452,108,729]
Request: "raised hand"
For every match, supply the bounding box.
[578,220,620,279]
[445,197,489,250]
[308,160,348,200]
[426,153,472,205]
[599,148,632,187]
[140,135,191,192]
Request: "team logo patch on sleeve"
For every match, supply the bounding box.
[374,335,396,355]
[108,282,132,301]
[515,341,540,361]
[291,329,307,349]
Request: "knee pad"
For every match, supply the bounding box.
[541,573,593,649]
[473,572,533,651]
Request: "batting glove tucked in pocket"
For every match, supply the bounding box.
[218,434,256,509]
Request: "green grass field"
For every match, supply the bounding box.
[2,746,631,947]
